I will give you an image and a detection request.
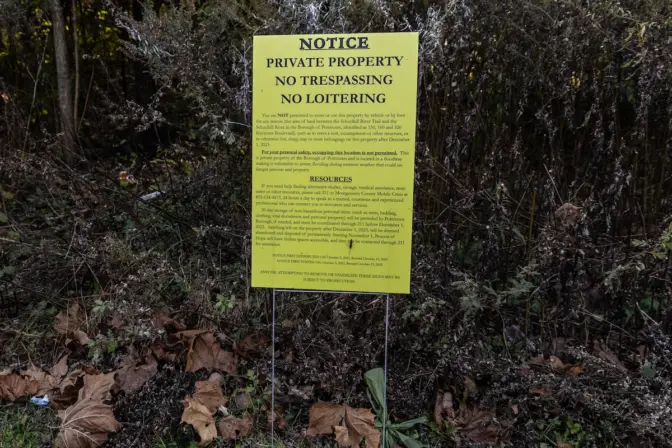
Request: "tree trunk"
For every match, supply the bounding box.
[71,0,80,130]
[48,0,76,163]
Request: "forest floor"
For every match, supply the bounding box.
[1,154,671,448]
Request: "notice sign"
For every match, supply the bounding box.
[252,33,418,294]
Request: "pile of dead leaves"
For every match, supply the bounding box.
[0,306,275,447]
[179,372,254,446]
[434,390,511,445]
[306,402,380,447]
[1,355,120,448]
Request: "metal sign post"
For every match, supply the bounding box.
[271,289,391,448]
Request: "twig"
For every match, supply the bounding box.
[22,37,50,152]
[78,66,95,131]
[543,163,563,205]
[636,302,659,326]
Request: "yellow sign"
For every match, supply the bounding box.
[252,32,418,294]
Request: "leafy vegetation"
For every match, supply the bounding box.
[2,0,672,447]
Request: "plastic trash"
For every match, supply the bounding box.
[140,191,161,201]
[30,395,49,406]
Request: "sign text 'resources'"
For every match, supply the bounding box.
[252,32,419,294]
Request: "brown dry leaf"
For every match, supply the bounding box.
[193,380,227,414]
[113,355,158,395]
[71,330,91,346]
[108,316,125,330]
[555,203,580,227]
[511,404,520,415]
[528,355,583,376]
[51,355,69,378]
[54,397,121,448]
[150,341,177,362]
[20,369,55,396]
[55,304,90,347]
[182,396,217,446]
[565,365,583,376]
[594,340,627,373]
[289,385,314,401]
[267,405,288,430]
[334,425,356,446]
[236,334,270,355]
[152,309,186,332]
[529,386,552,396]
[218,415,253,440]
[51,369,88,410]
[182,331,237,375]
[306,402,379,447]
[0,374,37,401]
[556,442,572,448]
[434,391,455,429]
[306,402,345,436]
[341,405,379,448]
[457,406,506,445]
[79,373,115,402]
[55,304,86,335]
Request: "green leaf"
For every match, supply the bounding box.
[389,416,428,430]
[364,367,386,414]
[0,212,7,223]
[642,363,656,379]
[1,191,14,200]
[392,429,425,448]
[1,266,16,277]
[512,226,527,244]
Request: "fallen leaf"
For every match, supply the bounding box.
[593,340,627,373]
[0,374,37,401]
[434,390,455,429]
[79,373,115,402]
[71,329,91,346]
[565,365,583,376]
[182,396,217,446]
[55,304,85,335]
[306,402,380,447]
[113,355,158,395]
[152,309,186,332]
[235,391,253,410]
[511,404,520,415]
[51,369,87,410]
[51,355,69,378]
[236,334,270,355]
[529,386,552,396]
[21,369,56,396]
[150,341,177,362]
[457,406,508,445]
[464,377,478,394]
[528,355,583,376]
[193,379,227,413]
[55,397,121,448]
[268,405,288,430]
[181,331,237,375]
[289,385,314,401]
[555,203,580,227]
[557,442,573,448]
[306,402,345,436]
[341,405,379,448]
[218,415,253,440]
[108,316,125,330]
[55,304,90,347]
